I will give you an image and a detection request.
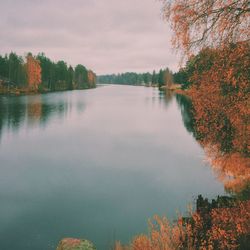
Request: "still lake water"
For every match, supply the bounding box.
[0,85,224,249]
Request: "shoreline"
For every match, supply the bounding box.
[0,85,96,97]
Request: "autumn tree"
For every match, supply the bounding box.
[175,44,250,196]
[192,197,250,250]
[162,0,250,55]
[164,68,173,89]
[116,199,250,250]
[87,70,96,88]
[174,46,219,89]
[26,53,41,89]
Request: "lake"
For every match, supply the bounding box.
[0,85,225,249]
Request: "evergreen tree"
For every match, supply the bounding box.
[158,69,165,87]
[75,64,88,89]
[67,66,74,90]
[36,53,54,89]
[152,70,158,85]
[0,55,9,79]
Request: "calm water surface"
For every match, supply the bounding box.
[0,85,224,249]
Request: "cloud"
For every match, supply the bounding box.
[0,0,179,74]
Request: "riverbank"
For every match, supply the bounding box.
[0,86,36,96]
[0,84,96,96]
[158,83,190,96]
[159,83,182,91]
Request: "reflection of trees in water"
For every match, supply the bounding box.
[0,97,26,140]
[129,91,250,250]
[151,70,250,248]
[0,98,5,141]
[27,96,42,124]
[0,95,73,141]
[175,94,198,138]
[176,92,250,197]
[76,102,86,114]
[26,95,70,127]
[206,146,250,198]
[159,90,175,108]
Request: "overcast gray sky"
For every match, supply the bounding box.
[0,0,179,75]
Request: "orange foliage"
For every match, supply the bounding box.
[205,146,250,194]
[115,201,250,250]
[114,241,130,250]
[162,0,250,55]
[26,53,42,89]
[88,70,96,87]
[186,42,250,194]
[209,201,250,249]
[132,235,152,250]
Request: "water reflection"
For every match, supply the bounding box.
[175,94,197,138]
[158,89,175,108]
[112,89,249,250]
[0,97,26,141]
[0,93,87,142]
[0,86,225,250]
[175,93,250,198]
[111,90,249,250]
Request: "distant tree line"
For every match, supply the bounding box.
[0,52,96,93]
[98,68,174,88]
[98,72,153,85]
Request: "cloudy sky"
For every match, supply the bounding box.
[0,0,179,75]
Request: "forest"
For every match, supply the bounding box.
[98,68,175,88]
[0,52,96,94]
